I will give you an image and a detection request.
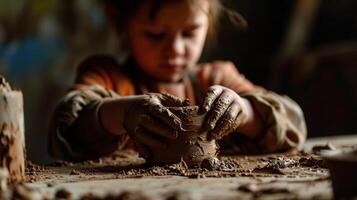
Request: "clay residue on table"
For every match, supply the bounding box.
[252,157,297,175]
[24,150,329,183]
[19,148,335,199]
[25,161,47,182]
[20,143,348,200]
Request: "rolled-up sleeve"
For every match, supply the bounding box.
[48,56,130,161]
[48,85,126,161]
[241,91,307,152]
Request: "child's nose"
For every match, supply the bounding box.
[165,35,185,58]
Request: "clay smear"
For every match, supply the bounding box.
[144,106,218,167]
[0,76,26,183]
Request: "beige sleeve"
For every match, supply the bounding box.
[219,90,307,154]
[48,85,126,161]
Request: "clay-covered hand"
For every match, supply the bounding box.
[202,85,249,140]
[123,93,189,159]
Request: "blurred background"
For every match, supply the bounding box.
[0,0,356,164]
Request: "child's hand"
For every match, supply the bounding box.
[123,93,189,159]
[202,85,249,140]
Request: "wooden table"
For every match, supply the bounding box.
[25,135,357,200]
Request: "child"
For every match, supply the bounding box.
[48,0,307,161]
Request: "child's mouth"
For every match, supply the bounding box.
[162,63,181,72]
[162,59,185,72]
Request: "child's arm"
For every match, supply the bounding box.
[48,84,122,161]
[196,61,307,153]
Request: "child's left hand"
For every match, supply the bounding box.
[202,85,249,140]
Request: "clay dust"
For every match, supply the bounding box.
[16,149,334,199]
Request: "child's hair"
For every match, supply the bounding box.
[105,0,247,40]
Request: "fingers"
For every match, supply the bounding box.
[205,90,235,130]
[210,102,241,140]
[132,126,167,149]
[156,93,190,107]
[202,86,223,112]
[139,114,177,140]
[148,104,185,131]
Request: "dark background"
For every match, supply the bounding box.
[0,0,356,163]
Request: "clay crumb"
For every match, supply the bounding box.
[252,157,296,175]
[80,192,100,200]
[55,188,72,199]
[201,157,240,171]
[70,169,83,176]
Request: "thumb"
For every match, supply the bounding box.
[160,93,190,107]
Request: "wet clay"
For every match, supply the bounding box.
[0,77,25,183]
[145,106,218,167]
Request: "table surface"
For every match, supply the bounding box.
[25,134,357,200]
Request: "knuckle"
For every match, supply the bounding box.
[211,86,221,94]
[208,85,220,94]
[219,96,231,106]
[225,87,235,94]
[211,85,221,89]
[226,111,236,120]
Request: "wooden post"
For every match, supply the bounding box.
[0,77,25,183]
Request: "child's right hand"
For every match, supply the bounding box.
[122,93,189,159]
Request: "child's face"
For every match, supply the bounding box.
[127,0,209,83]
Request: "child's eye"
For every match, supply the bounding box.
[144,31,165,40]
